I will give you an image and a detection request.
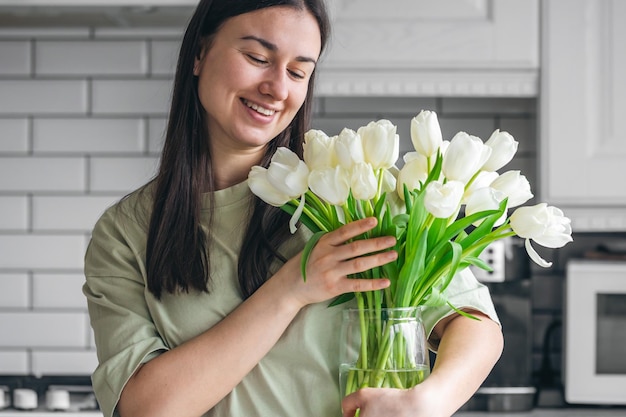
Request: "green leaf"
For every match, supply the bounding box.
[374,192,388,218]
[392,213,410,228]
[460,199,508,251]
[328,292,355,307]
[281,203,324,233]
[423,151,443,187]
[438,240,462,292]
[300,231,326,282]
[423,286,448,307]
[463,256,493,272]
[396,228,428,307]
[447,301,480,321]
[427,217,447,253]
[403,184,413,214]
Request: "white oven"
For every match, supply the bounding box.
[564,260,626,404]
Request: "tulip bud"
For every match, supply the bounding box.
[303,129,335,170]
[464,187,507,227]
[266,147,310,198]
[358,119,399,170]
[482,130,518,172]
[490,170,533,207]
[462,171,499,203]
[442,132,492,184]
[350,162,378,200]
[308,166,351,206]
[335,128,364,169]
[423,180,464,218]
[510,203,573,267]
[248,166,291,206]
[411,110,443,158]
[396,152,429,199]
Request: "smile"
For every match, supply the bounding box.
[243,99,276,116]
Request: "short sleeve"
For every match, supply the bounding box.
[83,207,168,417]
[421,268,500,352]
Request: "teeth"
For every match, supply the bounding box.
[243,99,275,116]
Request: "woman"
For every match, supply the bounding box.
[83,0,503,416]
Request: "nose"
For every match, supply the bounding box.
[259,68,289,101]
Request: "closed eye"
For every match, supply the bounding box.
[246,54,268,65]
[288,69,305,80]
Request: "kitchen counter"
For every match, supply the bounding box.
[0,413,101,417]
[1,409,625,416]
[456,409,626,416]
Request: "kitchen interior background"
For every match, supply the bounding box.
[0,24,624,397]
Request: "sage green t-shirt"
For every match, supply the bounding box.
[83,180,499,417]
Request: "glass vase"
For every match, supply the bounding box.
[339,307,430,398]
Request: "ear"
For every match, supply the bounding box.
[193,57,201,76]
[193,40,208,76]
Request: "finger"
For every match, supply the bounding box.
[341,277,390,295]
[325,217,378,246]
[328,246,397,278]
[333,236,397,262]
[342,390,365,417]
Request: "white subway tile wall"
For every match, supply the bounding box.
[0,27,539,377]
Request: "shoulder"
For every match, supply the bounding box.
[86,184,155,275]
[93,183,154,239]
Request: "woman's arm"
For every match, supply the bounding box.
[341,310,504,417]
[117,217,396,417]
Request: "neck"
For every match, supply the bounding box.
[211,148,265,191]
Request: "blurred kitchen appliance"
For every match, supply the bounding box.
[564,260,626,405]
[470,237,530,282]
[461,240,535,412]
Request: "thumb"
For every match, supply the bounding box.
[341,389,366,417]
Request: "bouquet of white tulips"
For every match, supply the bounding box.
[248,110,573,393]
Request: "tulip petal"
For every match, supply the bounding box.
[525,238,552,267]
[289,194,306,234]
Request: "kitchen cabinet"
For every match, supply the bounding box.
[317,0,539,97]
[540,0,626,231]
[0,0,195,5]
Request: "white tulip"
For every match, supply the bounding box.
[462,171,499,203]
[308,166,351,206]
[248,166,291,207]
[411,110,443,158]
[464,187,507,227]
[423,180,464,218]
[303,129,335,170]
[397,152,429,199]
[335,128,364,169]
[381,167,398,194]
[266,147,310,197]
[358,119,399,170]
[482,129,518,172]
[490,170,533,207]
[510,203,573,267]
[442,132,492,184]
[350,162,378,200]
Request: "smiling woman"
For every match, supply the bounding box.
[193,7,321,188]
[82,1,504,417]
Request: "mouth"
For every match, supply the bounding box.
[242,99,276,117]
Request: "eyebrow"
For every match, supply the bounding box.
[240,35,317,64]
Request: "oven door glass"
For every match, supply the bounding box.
[596,293,626,374]
[565,260,626,405]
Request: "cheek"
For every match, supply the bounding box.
[287,85,310,115]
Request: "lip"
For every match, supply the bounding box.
[241,98,279,119]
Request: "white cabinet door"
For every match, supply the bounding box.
[317,0,539,97]
[540,0,626,231]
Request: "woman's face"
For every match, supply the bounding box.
[194,6,321,158]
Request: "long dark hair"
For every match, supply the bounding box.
[145,0,330,299]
